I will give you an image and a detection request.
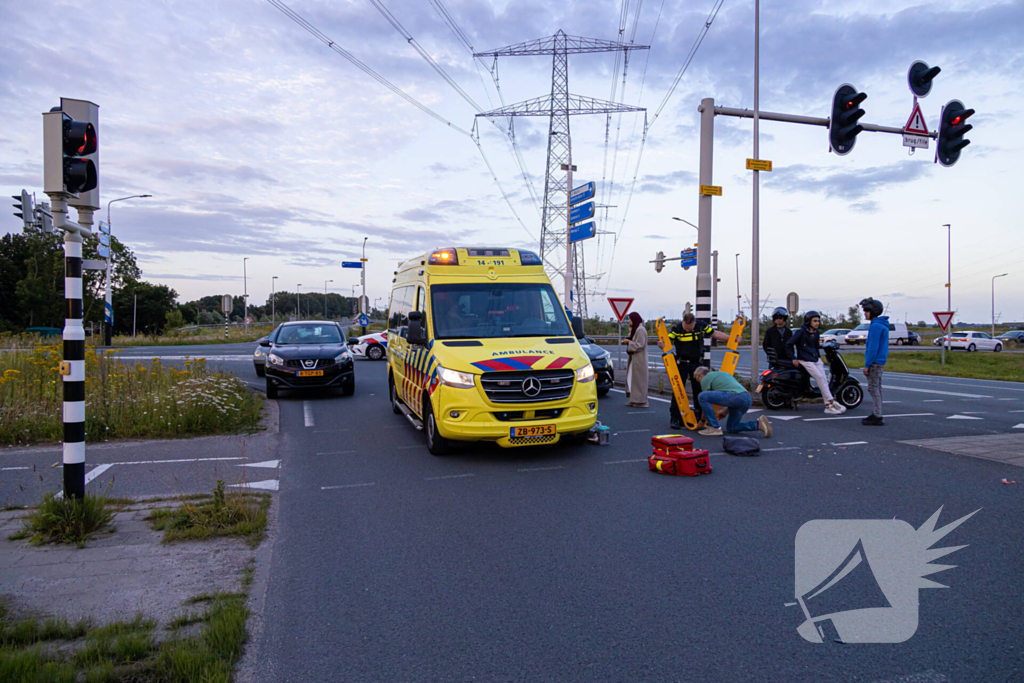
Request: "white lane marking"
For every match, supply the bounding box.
[303,402,314,427]
[923,400,944,402]
[604,458,650,465]
[804,413,934,422]
[960,411,987,414]
[761,446,802,452]
[316,450,357,455]
[397,445,421,450]
[84,463,113,485]
[627,411,655,415]
[238,460,280,468]
[229,479,279,491]
[1013,424,1024,429]
[831,441,868,446]
[61,456,245,467]
[769,416,803,421]
[1,466,29,471]
[518,466,565,472]
[884,386,991,398]
[322,482,376,490]
[1010,410,1024,413]
[746,408,763,413]
[947,415,984,420]
[314,429,349,433]
[883,401,902,403]
[111,354,252,361]
[999,398,1019,401]
[616,429,651,434]
[609,388,671,404]
[425,473,475,481]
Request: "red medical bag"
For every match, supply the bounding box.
[648,434,712,476]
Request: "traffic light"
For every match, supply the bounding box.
[908,61,941,98]
[654,251,665,273]
[43,109,97,196]
[936,100,974,168]
[829,84,867,156]
[11,190,33,229]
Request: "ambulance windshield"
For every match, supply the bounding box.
[431,283,572,340]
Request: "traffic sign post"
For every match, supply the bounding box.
[570,181,595,205]
[359,314,369,327]
[568,201,595,225]
[341,261,362,269]
[680,248,697,270]
[608,297,634,371]
[222,294,233,339]
[569,221,595,244]
[934,311,954,366]
[903,100,930,150]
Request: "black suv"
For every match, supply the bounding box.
[261,321,355,399]
[580,338,614,397]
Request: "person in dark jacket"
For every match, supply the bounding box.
[786,311,845,415]
[657,312,730,429]
[763,307,792,368]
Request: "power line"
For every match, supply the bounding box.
[267,0,471,136]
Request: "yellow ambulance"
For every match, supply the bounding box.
[387,247,598,454]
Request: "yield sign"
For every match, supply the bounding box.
[904,101,929,135]
[607,297,634,323]
[933,311,954,332]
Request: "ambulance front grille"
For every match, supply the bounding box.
[479,370,575,403]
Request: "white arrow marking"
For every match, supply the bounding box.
[303,401,314,427]
[1012,424,1024,429]
[237,460,280,469]
[228,480,279,491]
[769,415,803,421]
[947,415,984,420]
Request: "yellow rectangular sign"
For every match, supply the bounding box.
[699,185,722,196]
[746,158,773,171]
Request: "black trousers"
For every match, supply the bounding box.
[670,360,703,423]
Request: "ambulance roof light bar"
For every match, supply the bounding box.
[428,248,459,265]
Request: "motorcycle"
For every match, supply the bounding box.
[757,341,863,410]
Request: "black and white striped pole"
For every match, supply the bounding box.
[696,99,716,368]
[44,99,99,501]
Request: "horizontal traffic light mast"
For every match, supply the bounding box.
[710,104,935,140]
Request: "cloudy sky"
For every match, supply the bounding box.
[2,0,1022,324]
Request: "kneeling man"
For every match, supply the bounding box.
[694,366,771,438]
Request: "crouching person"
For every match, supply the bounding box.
[694,366,772,438]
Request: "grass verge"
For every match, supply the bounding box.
[9,494,116,547]
[0,592,248,683]
[147,481,270,549]
[0,346,263,445]
[844,351,1024,382]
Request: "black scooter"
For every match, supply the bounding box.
[757,341,863,410]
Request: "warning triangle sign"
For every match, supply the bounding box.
[607,297,634,322]
[933,310,954,332]
[904,101,929,135]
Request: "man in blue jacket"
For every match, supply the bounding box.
[860,298,889,426]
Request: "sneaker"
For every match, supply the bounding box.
[862,415,884,426]
[824,403,842,415]
[833,402,847,414]
[758,414,773,438]
[699,426,723,436]
[670,421,684,430]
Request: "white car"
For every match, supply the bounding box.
[845,321,911,345]
[347,331,388,360]
[820,329,852,344]
[946,331,1002,352]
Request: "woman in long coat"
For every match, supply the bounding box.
[623,311,649,407]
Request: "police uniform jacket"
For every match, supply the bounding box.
[668,322,712,364]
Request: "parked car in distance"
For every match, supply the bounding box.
[253,336,270,376]
[947,331,1002,352]
[263,321,355,398]
[996,330,1024,343]
[820,329,852,344]
[933,334,948,346]
[845,321,911,345]
[907,330,922,346]
[580,338,614,397]
[348,331,388,360]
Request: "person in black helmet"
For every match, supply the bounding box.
[787,310,846,415]
[859,297,888,425]
[763,307,792,368]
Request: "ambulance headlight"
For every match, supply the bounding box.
[437,366,475,389]
[576,363,596,383]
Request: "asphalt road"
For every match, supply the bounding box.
[5,342,1022,680]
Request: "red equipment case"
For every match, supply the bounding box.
[648,434,712,476]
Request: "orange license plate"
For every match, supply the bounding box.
[511,424,556,438]
[297,370,324,377]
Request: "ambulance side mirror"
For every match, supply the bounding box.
[571,315,585,339]
[408,311,427,346]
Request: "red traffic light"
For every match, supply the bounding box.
[63,120,96,156]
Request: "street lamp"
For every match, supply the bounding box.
[297,284,302,321]
[361,237,369,333]
[271,276,278,327]
[243,257,249,333]
[992,273,1008,337]
[102,194,152,345]
[672,216,698,231]
[324,279,333,319]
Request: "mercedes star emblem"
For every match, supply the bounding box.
[522,376,542,397]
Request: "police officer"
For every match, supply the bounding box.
[658,312,730,429]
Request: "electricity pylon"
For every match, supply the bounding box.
[475,30,647,317]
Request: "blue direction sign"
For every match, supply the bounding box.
[680,248,697,269]
[570,181,595,206]
[97,244,110,258]
[98,232,109,247]
[359,314,369,327]
[341,261,363,269]
[569,221,595,244]
[569,201,595,225]
[98,221,110,235]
